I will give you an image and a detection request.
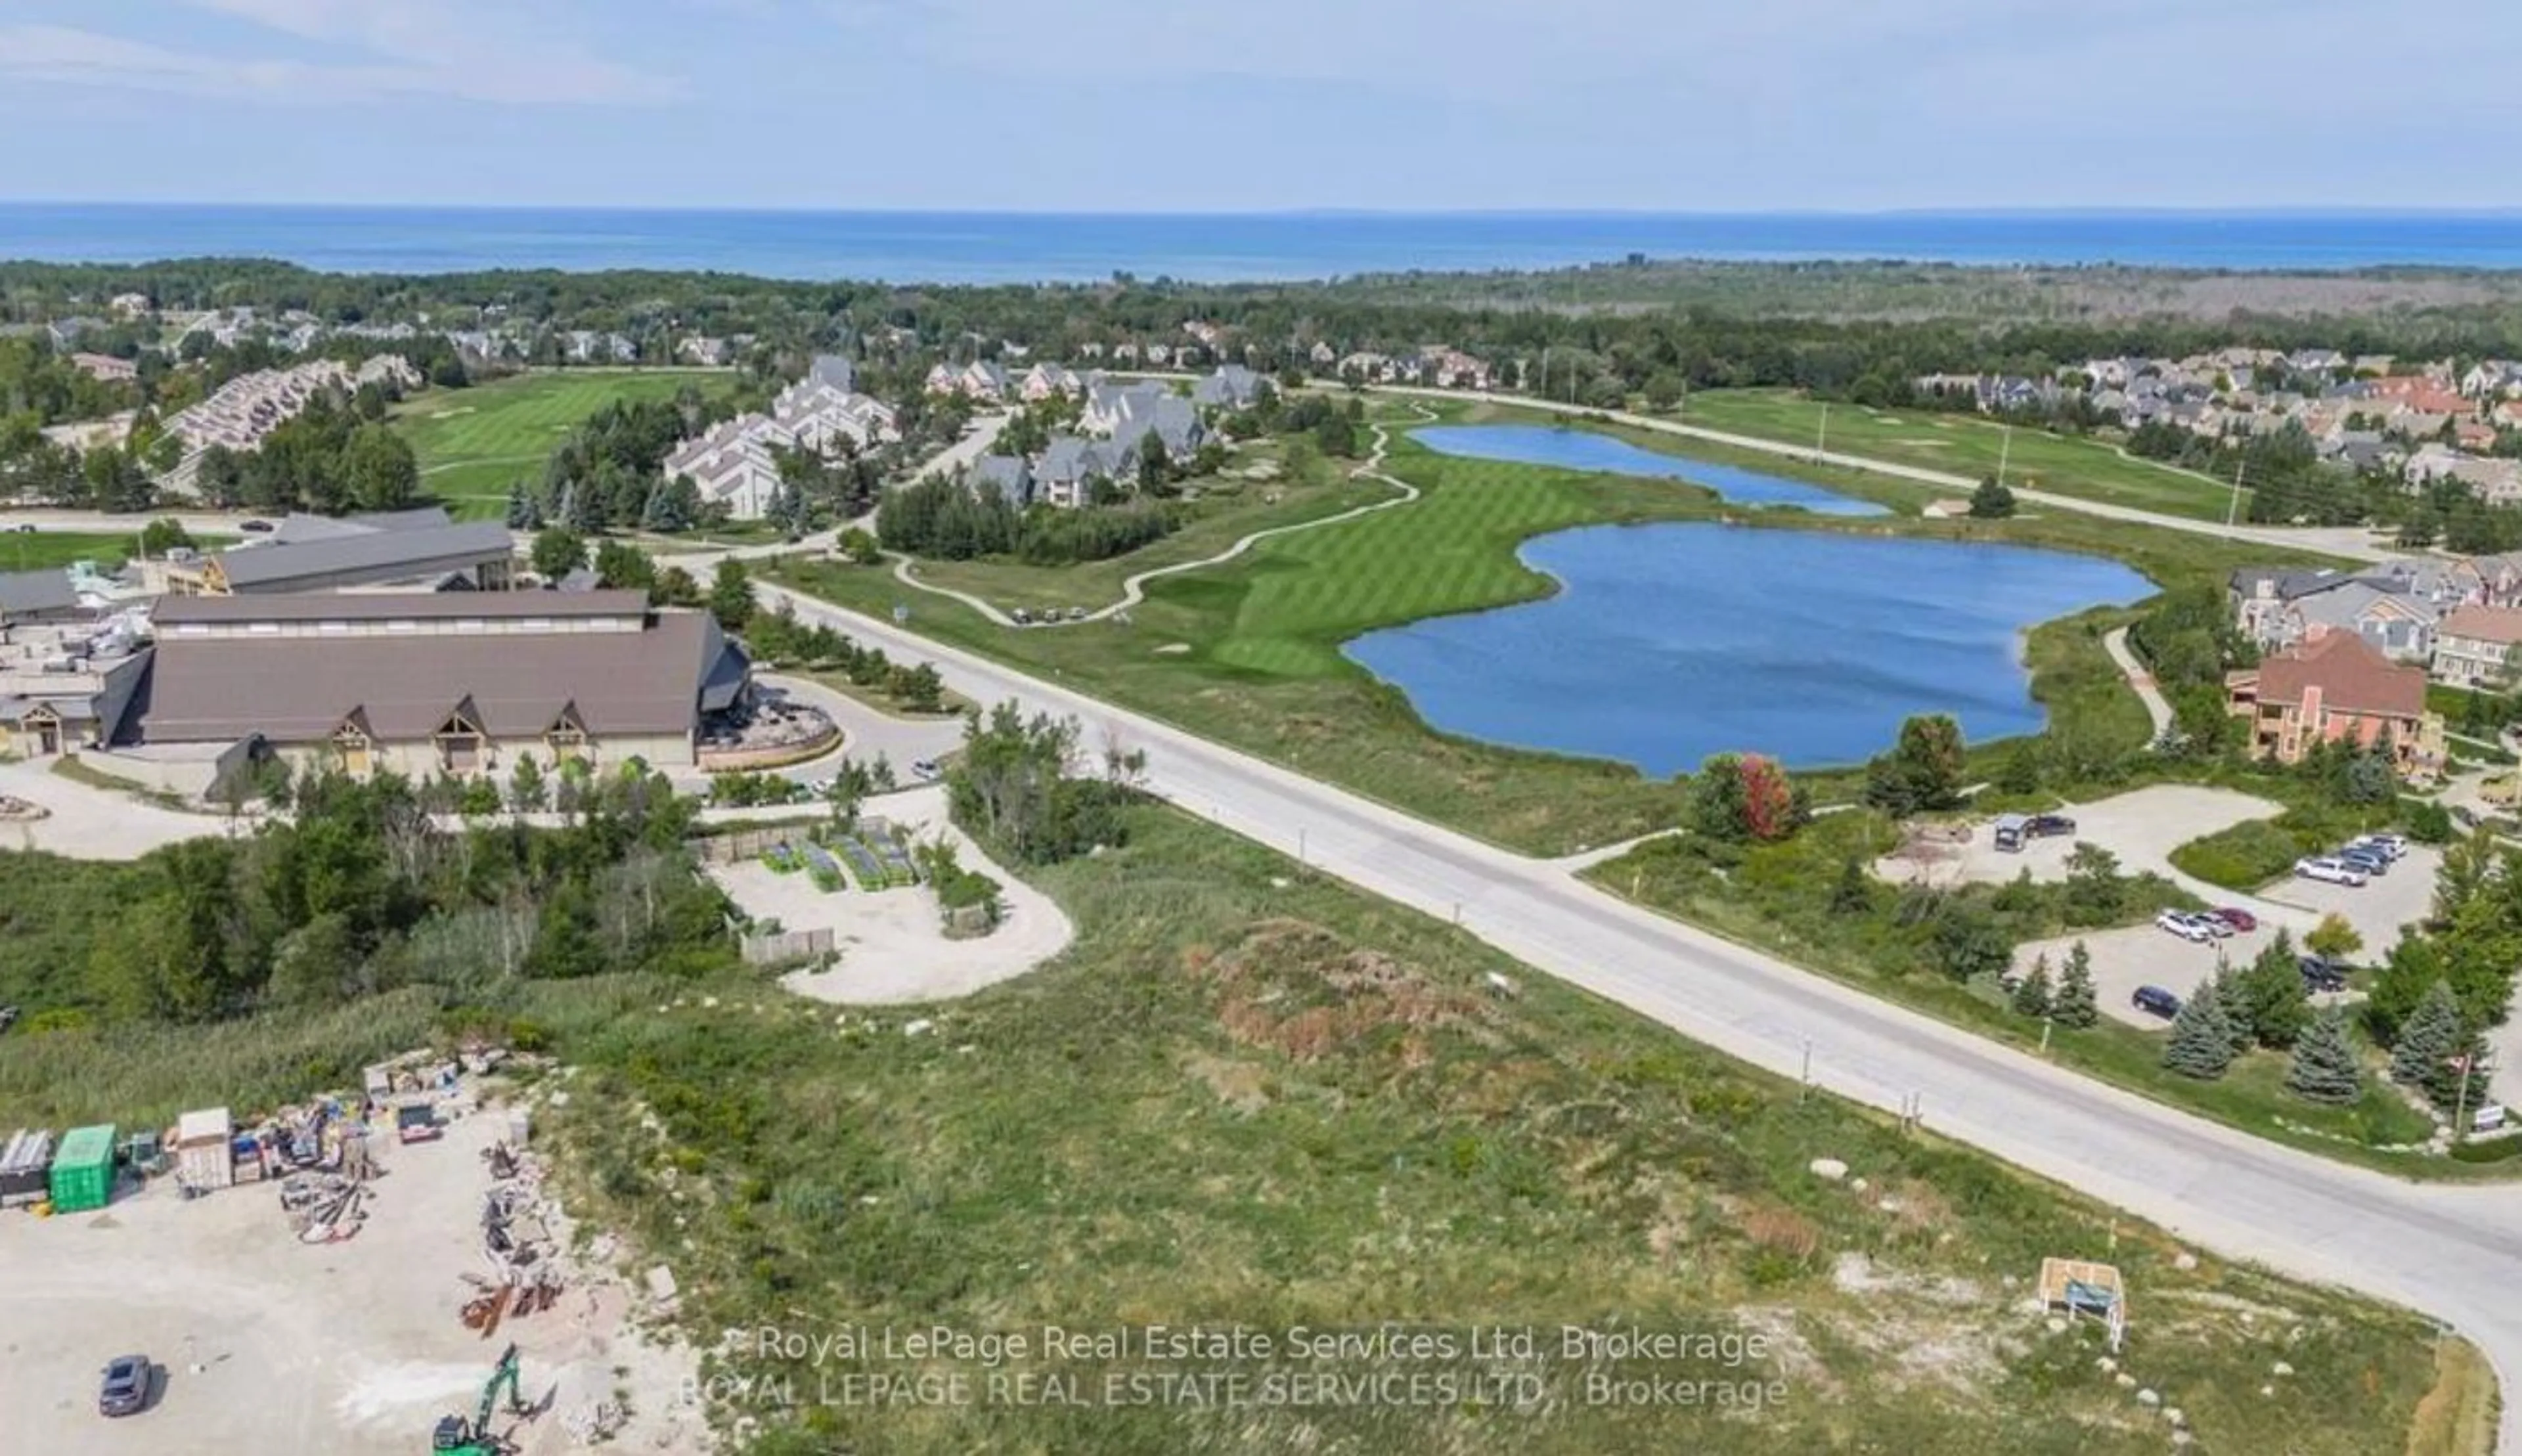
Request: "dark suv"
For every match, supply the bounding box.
[2027,814,2077,837]
[2299,956,2351,993]
[99,1354,150,1417]
[2131,985,2183,1019]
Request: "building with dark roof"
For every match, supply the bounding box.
[116,590,747,785]
[169,516,516,596]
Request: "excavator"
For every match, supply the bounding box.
[431,1344,527,1455]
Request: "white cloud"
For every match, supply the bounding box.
[0,1,669,104]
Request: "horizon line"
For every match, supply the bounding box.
[6,200,2522,221]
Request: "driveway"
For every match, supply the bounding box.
[0,758,234,859]
[753,674,965,783]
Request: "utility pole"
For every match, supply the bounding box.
[2226,458,2247,529]
[1816,403,1830,462]
[1997,425,2013,488]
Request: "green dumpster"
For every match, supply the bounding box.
[49,1123,116,1213]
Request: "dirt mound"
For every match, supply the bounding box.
[1188,919,1488,1063]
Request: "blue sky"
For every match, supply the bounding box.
[1,0,2515,211]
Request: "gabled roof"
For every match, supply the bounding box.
[2249,630,2428,719]
[2441,604,2522,648]
[132,609,735,744]
[210,520,514,589]
[0,568,77,619]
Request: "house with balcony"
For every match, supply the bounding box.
[2226,629,2444,777]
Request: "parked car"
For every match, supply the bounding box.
[2026,813,2077,837]
[910,759,940,780]
[2299,955,2350,992]
[2295,857,2368,887]
[2131,985,2184,1019]
[10,522,34,533]
[1011,607,1033,625]
[2155,909,2215,943]
[0,1004,17,1035]
[2209,906,2259,933]
[2348,833,2407,860]
[238,518,273,534]
[394,1105,442,1145]
[98,1354,150,1417]
[1067,606,1088,621]
[2336,847,2391,877]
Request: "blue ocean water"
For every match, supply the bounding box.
[1342,524,2152,774]
[1,205,2518,282]
[1409,424,1887,516]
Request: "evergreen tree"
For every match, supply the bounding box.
[2163,979,2238,1080]
[1828,856,1872,916]
[2235,929,2311,1049]
[2051,942,2099,1029]
[2286,1008,2364,1105]
[2391,980,2466,1091]
[1967,474,2016,519]
[2011,954,2054,1019]
[503,480,534,529]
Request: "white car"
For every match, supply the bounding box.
[910,759,941,780]
[2155,909,2215,943]
[2347,833,2406,862]
[2295,856,2369,887]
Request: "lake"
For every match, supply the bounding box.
[1343,524,2152,775]
[1409,425,1886,516]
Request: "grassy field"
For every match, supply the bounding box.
[784,420,1737,854]
[538,802,2465,1455]
[910,441,1398,616]
[390,369,734,520]
[1670,388,2249,522]
[0,529,229,573]
[782,403,2332,855]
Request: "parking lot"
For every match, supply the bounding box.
[2263,845,2440,960]
[1876,784,2288,900]
[2010,918,2356,1030]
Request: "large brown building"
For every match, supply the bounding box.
[108,591,747,789]
[2226,628,2445,776]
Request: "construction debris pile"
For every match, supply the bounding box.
[460,1126,567,1340]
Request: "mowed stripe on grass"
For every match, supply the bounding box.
[391,370,733,518]
[1195,441,1691,676]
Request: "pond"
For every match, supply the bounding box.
[1342,523,2153,776]
[1409,424,1888,516]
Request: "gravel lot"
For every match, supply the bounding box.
[0,759,238,860]
[708,785,1074,1004]
[0,1091,701,1456]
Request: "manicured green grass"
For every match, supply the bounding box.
[0,529,229,573]
[1670,388,2248,521]
[545,803,2457,1455]
[391,368,732,520]
[910,446,1394,616]
[780,402,2330,856]
[780,424,1734,854]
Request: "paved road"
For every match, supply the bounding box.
[1369,385,2397,565]
[761,574,2522,1450]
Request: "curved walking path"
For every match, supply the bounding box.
[2102,626,2177,740]
[883,405,1434,627]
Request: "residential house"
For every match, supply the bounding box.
[1021,363,1083,402]
[1034,437,1127,509]
[1191,364,1268,410]
[45,318,105,350]
[69,353,137,383]
[806,354,856,393]
[2431,605,2522,689]
[107,292,150,319]
[2407,444,2522,506]
[678,336,732,366]
[2226,630,2443,777]
[967,454,1034,509]
[925,360,1009,402]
